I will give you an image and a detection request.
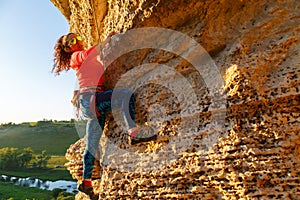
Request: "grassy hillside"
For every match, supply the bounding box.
[0,120,80,156]
[0,182,54,200]
[0,122,77,200]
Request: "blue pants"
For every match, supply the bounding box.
[79,90,136,179]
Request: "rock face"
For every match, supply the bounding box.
[51,0,300,199]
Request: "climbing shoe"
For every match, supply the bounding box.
[78,182,98,200]
[128,126,157,145]
[129,134,157,145]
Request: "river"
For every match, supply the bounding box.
[0,175,78,194]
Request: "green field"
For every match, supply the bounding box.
[0,182,54,200]
[1,167,73,181]
[0,121,80,155]
[0,120,80,199]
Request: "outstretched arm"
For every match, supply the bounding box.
[94,31,117,66]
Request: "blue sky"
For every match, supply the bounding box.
[0,1,76,124]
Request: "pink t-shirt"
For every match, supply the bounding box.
[70,46,105,88]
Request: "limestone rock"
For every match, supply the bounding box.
[52,0,300,199]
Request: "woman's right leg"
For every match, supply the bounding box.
[78,93,103,199]
[83,117,104,179]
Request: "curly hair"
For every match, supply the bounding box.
[52,33,73,75]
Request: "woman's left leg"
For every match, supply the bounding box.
[95,89,137,130]
[95,89,157,144]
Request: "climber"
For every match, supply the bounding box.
[52,32,157,198]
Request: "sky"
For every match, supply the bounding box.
[0,1,77,124]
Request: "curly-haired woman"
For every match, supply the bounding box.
[52,32,156,199]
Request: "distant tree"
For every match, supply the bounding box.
[0,147,19,169]
[0,147,53,170]
[1,122,14,126]
[17,147,34,168]
[34,150,50,168]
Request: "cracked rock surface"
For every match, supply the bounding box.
[51,0,300,199]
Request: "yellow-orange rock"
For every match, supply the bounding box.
[51,0,300,199]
